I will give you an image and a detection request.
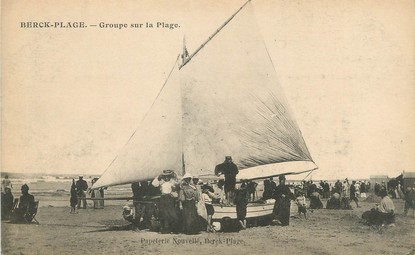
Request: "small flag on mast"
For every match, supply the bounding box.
[181,36,190,66]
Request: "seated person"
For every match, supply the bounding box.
[362,189,396,227]
[326,192,341,209]
[122,205,136,223]
[309,191,323,209]
[377,189,396,225]
[1,187,14,220]
[11,184,36,223]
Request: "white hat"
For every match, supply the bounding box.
[183,173,192,179]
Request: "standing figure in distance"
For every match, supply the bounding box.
[295,191,307,219]
[76,175,88,209]
[70,179,78,214]
[2,174,13,192]
[1,187,14,220]
[350,180,360,208]
[273,175,294,226]
[235,180,249,229]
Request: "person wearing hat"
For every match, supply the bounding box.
[272,175,294,226]
[152,170,180,233]
[201,183,219,232]
[235,180,249,229]
[76,175,88,209]
[214,156,239,206]
[191,175,210,232]
[179,173,200,234]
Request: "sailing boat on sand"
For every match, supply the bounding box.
[93,0,317,225]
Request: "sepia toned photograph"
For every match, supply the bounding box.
[1,0,414,254]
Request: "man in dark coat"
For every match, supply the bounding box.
[334,180,342,194]
[273,175,294,226]
[215,156,239,205]
[76,175,88,209]
[235,180,249,229]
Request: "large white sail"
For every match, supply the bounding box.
[180,2,316,178]
[94,1,316,188]
[93,65,183,188]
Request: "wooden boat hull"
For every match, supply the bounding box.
[212,202,274,221]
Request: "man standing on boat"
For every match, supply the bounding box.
[215,156,239,206]
[273,175,294,226]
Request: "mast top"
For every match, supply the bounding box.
[179,0,251,69]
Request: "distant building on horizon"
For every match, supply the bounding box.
[369,175,389,191]
[402,172,415,189]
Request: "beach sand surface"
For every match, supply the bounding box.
[2,197,415,255]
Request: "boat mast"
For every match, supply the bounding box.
[181,152,186,176]
[179,0,251,69]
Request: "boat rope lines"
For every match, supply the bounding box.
[100,55,180,178]
[179,0,251,69]
[302,169,315,181]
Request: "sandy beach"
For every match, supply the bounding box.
[2,195,414,255]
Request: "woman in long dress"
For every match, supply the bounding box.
[179,173,199,235]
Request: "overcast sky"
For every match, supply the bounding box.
[2,0,414,180]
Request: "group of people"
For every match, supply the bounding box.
[3,165,413,232]
[126,169,221,234]
[1,176,37,223]
[69,175,88,213]
[124,156,253,233]
[69,175,105,213]
[124,155,309,233]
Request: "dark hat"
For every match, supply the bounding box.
[225,156,232,160]
[21,184,29,191]
[279,175,286,181]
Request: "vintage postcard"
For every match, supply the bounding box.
[2,0,414,254]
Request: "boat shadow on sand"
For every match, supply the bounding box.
[86,219,136,233]
[86,224,136,233]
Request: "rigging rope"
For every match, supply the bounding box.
[100,55,180,178]
[302,169,315,181]
[180,0,251,69]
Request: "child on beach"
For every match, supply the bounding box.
[70,179,78,214]
[296,192,307,219]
